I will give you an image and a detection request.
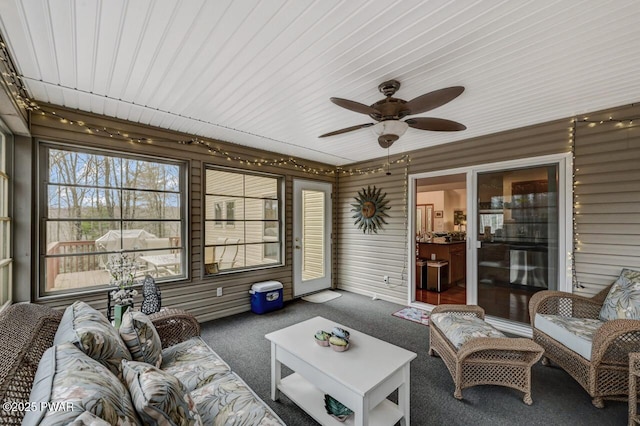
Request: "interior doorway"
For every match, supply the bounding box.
[413,173,467,306]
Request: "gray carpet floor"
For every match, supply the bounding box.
[200,290,626,425]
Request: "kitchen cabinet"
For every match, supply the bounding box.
[418,241,466,287]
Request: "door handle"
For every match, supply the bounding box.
[295,245,301,249]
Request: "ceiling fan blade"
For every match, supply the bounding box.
[318,123,374,138]
[404,86,465,115]
[330,97,380,115]
[405,117,466,131]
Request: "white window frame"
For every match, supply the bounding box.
[0,121,12,309]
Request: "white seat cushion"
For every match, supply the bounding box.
[431,313,505,349]
[535,314,604,361]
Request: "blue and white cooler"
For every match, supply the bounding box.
[249,280,283,314]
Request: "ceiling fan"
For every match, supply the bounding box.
[319,79,466,148]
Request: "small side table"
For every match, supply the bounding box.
[629,352,640,425]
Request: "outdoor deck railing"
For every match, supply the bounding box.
[46,240,101,290]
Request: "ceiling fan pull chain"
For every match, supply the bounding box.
[386,148,391,175]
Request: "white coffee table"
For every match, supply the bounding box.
[265,316,416,425]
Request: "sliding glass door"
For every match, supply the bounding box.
[476,164,559,323]
[409,153,571,329]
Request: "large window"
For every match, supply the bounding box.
[204,167,283,273]
[0,124,12,308]
[39,144,186,296]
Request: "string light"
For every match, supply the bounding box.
[577,115,640,127]
[570,118,583,289]
[570,113,640,290]
[399,156,411,288]
[14,97,410,177]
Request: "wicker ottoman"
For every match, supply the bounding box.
[429,304,544,405]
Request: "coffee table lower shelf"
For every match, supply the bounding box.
[278,373,403,426]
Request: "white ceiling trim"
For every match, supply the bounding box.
[2,0,640,165]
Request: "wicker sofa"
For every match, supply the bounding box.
[0,302,284,425]
[529,279,640,408]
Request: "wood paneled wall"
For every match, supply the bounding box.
[337,119,571,304]
[24,104,335,321]
[337,105,640,303]
[17,100,640,320]
[338,162,410,304]
[572,104,640,296]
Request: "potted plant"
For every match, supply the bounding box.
[106,251,139,328]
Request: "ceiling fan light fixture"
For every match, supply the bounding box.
[372,120,409,148]
[322,79,465,146]
[371,120,408,138]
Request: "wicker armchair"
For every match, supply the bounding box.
[529,285,640,408]
[149,307,201,348]
[0,304,62,425]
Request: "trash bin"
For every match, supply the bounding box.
[249,281,283,314]
[416,259,428,289]
[427,261,449,292]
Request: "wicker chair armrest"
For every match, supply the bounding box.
[431,304,485,319]
[590,319,640,366]
[149,308,200,349]
[457,337,544,364]
[529,290,602,325]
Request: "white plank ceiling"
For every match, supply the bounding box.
[1,0,640,165]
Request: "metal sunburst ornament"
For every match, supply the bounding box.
[351,186,390,234]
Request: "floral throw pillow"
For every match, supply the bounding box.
[599,268,640,321]
[122,360,202,426]
[54,300,132,381]
[119,310,163,368]
[22,343,140,425]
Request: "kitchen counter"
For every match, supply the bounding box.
[419,240,466,245]
[417,242,466,287]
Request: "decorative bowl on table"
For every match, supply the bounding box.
[331,326,350,340]
[314,330,331,346]
[324,394,353,422]
[329,335,350,352]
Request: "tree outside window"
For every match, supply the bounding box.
[39,144,186,296]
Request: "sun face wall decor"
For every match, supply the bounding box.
[351,186,390,234]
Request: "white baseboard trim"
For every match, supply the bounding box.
[337,284,406,306]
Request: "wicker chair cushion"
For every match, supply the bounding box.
[22,342,140,425]
[54,300,132,381]
[160,336,231,392]
[599,268,640,321]
[430,312,505,349]
[535,314,604,360]
[119,311,163,368]
[190,371,285,425]
[122,360,202,425]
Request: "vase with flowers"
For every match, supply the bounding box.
[106,251,139,328]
